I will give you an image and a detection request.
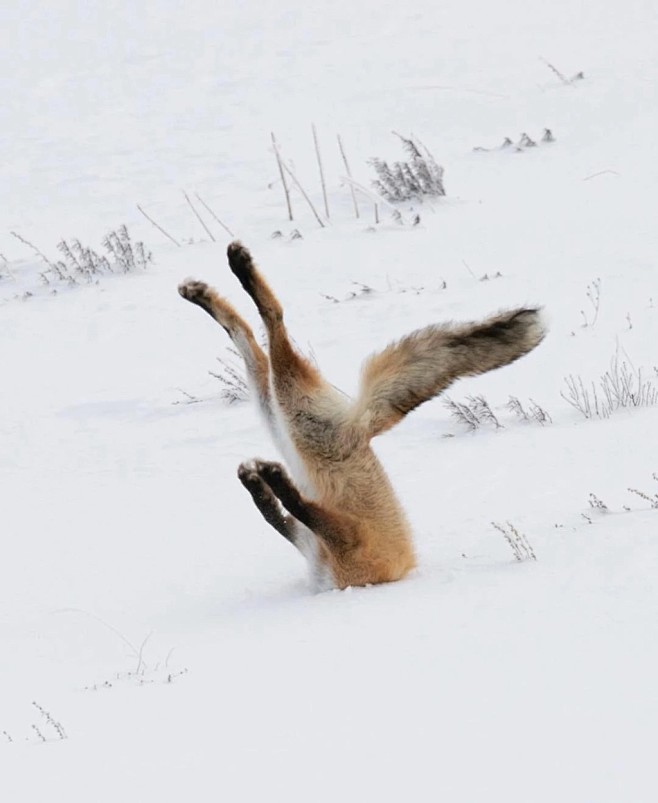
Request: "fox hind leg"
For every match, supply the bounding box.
[253,460,358,551]
[227,241,283,324]
[237,461,298,544]
[226,242,322,396]
[178,278,272,418]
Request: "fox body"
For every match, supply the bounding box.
[179,242,545,590]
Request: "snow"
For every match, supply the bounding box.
[2,1,658,800]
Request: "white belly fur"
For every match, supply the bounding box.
[258,381,333,590]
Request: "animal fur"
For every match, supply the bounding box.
[179,242,546,590]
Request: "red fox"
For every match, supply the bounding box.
[179,242,546,590]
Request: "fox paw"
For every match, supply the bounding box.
[238,461,278,505]
[256,462,298,499]
[227,241,256,285]
[178,279,210,304]
[255,460,284,479]
[237,459,260,483]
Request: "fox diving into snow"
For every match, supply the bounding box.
[179,242,546,591]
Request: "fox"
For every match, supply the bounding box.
[178,241,546,591]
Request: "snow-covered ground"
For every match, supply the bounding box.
[2,1,657,800]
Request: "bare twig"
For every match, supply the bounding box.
[32,702,67,740]
[461,260,477,280]
[507,396,551,425]
[561,353,658,419]
[340,175,404,224]
[627,487,658,509]
[507,396,529,422]
[55,608,150,671]
[183,192,216,242]
[444,397,479,431]
[137,204,180,247]
[588,493,608,512]
[540,57,574,86]
[31,724,47,743]
[279,159,326,228]
[10,231,56,269]
[529,399,552,425]
[135,632,153,675]
[583,170,620,182]
[173,388,203,405]
[337,134,359,219]
[312,124,330,219]
[209,354,249,403]
[467,395,502,428]
[580,278,601,327]
[194,194,234,237]
[271,133,293,222]
[0,252,16,281]
[492,521,536,561]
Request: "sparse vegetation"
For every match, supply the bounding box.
[562,353,658,419]
[270,132,326,228]
[0,252,15,281]
[627,474,658,509]
[492,521,537,561]
[319,276,442,304]
[586,474,658,517]
[580,279,601,328]
[446,394,551,431]
[506,396,552,425]
[370,132,445,203]
[445,395,500,430]
[588,493,609,512]
[3,702,67,745]
[473,129,555,153]
[11,226,152,292]
[540,57,584,86]
[32,702,67,741]
[209,351,249,404]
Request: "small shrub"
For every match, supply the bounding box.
[627,475,658,509]
[370,133,445,203]
[492,521,536,561]
[43,226,152,287]
[447,395,552,431]
[562,354,658,419]
[507,396,552,425]
[580,279,601,328]
[32,701,67,740]
[444,397,482,431]
[588,493,608,512]
[209,350,249,404]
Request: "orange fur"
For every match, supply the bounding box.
[179,242,546,590]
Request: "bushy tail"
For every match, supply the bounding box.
[352,308,546,437]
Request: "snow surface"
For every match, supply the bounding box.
[2,1,658,800]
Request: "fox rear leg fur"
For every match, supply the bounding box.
[177,278,272,419]
[237,461,297,544]
[250,460,358,550]
[226,241,326,411]
[237,457,358,551]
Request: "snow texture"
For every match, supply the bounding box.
[2,1,658,800]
